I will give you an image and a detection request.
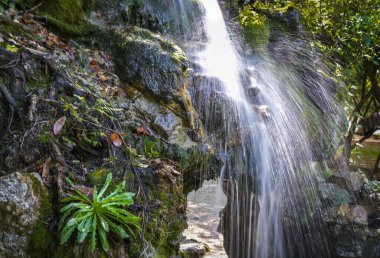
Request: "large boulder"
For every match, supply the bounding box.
[114,27,199,130]
[0,172,51,258]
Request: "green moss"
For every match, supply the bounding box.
[38,132,55,143]
[0,23,37,39]
[26,73,51,92]
[42,0,84,24]
[27,174,54,257]
[88,168,122,194]
[5,44,19,52]
[43,16,97,37]
[37,0,97,37]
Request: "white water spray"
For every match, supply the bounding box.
[184,0,345,257]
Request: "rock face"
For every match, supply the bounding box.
[190,75,236,137]
[0,173,48,258]
[128,158,188,257]
[322,204,380,258]
[115,27,199,130]
[131,95,199,148]
[122,0,204,39]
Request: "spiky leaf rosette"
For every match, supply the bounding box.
[59,173,141,253]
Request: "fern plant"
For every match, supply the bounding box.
[59,173,141,253]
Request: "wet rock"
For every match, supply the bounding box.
[246,86,261,97]
[122,0,205,39]
[191,75,236,133]
[318,183,353,205]
[323,205,380,258]
[323,205,368,226]
[131,96,199,148]
[252,105,271,119]
[115,27,199,129]
[180,239,210,258]
[327,172,364,192]
[0,172,47,257]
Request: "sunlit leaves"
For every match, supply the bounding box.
[59,173,141,253]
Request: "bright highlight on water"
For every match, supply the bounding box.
[184,0,347,257]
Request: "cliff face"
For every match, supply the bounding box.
[0,1,220,257]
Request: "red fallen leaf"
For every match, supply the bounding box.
[135,126,150,136]
[53,116,66,135]
[89,59,97,68]
[110,132,124,147]
[41,157,51,187]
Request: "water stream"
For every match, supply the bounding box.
[181,0,346,257]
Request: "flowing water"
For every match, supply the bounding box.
[180,0,346,257]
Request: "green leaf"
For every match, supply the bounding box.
[106,219,129,239]
[77,214,93,232]
[77,231,88,243]
[60,224,76,245]
[98,214,109,232]
[98,227,110,252]
[90,215,97,253]
[100,182,126,202]
[98,173,112,199]
[66,218,78,227]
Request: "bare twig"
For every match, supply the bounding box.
[130,164,147,201]
[51,141,67,198]
[28,94,38,122]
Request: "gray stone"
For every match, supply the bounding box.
[328,172,364,191]
[322,205,368,226]
[0,172,43,257]
[318,183,353,205]
[180,239,210,258]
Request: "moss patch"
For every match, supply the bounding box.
[42,0,85,24]
[27,173,54,257]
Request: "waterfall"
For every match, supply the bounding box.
[182,0,346,257]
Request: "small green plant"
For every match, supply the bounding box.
[0,0,9,13]
[59,173,141,253]
[239,5,266,30]
[144,140,159,159]
[366,180,380,193]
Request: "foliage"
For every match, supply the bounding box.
[239,5,266,30]
[59,173,141,253]
[249,0,380,159]
[60,94,122,148]
[0,0,8,13]
[365,180,380,193]
[144,140,159,159]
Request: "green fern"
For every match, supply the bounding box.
[59,173,141,253]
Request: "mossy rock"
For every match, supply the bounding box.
[41,0,85,24]
[38,0,97,36]
[0,172,53,257]
[26,173,54,258]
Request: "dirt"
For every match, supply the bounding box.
[183,180,228,257]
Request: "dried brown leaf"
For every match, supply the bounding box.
[53,116,66,135]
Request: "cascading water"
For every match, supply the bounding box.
[180,0,346,257]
